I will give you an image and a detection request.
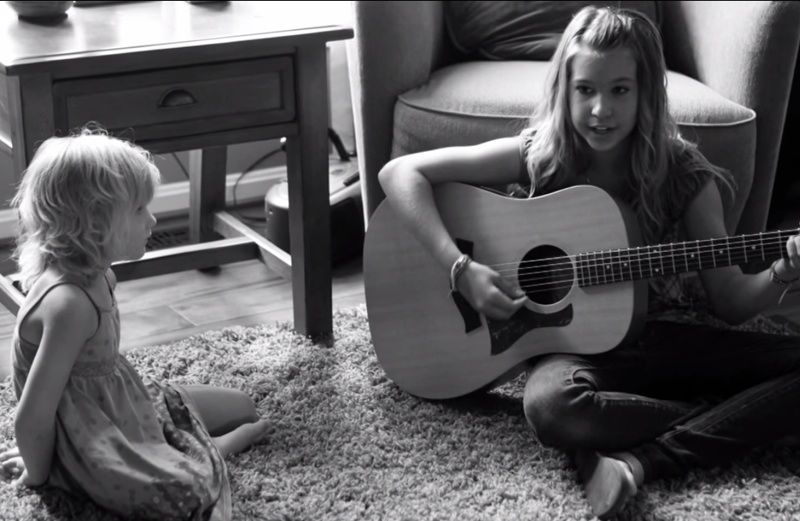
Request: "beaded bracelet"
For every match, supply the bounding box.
[449,254,472,293]
[769,259,800,304]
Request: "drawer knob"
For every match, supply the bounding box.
[158,88,197,108]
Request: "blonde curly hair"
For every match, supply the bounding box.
[12,127,160,291]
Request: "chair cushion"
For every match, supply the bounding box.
[392,61,756,229]
[445,1,661,60]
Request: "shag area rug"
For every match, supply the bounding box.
[1,305,800,520]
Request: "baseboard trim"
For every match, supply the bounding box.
[0,166,287,242]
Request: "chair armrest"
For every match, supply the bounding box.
[662,1,800,233]
[347,1,451,220]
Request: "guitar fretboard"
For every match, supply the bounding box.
[575,230,796,287]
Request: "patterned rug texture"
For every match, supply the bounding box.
[1,305,799,520]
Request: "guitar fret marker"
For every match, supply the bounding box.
[669,243,676,275]
[655,247,664,276]
[627,252,633,281]
[636,247,643,280]
[742,235,749,265]
[696,240,702,270]
[683,242,689,272]
[725,237,731,266]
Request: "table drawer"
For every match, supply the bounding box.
[53,56,295,141]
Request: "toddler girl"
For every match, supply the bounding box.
[0,129,269,520]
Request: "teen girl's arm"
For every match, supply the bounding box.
[14,286,96,486]
[684,181,800,324]
[378,137,529,319]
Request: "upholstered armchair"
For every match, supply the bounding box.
[347,1,800,235]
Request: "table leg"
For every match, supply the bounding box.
[8,74,55,176]
[189,146,228,244]
[285,43,333,344]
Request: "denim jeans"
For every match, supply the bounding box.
[522,320,800,482]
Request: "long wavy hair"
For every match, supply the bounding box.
[12,128,161,291]
[523,5,732,242]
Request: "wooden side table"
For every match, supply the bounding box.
[0,1,353,343]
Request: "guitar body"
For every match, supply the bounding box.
[364,183,648,399]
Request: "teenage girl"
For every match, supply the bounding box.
[377,6,800,519]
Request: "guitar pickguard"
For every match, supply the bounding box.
[486,305,573,355]
[451,291,482,333]
[449,236,574,354]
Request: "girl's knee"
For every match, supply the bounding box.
[221,388,258,423]
[183,385,259,435]
[523,355,597,448]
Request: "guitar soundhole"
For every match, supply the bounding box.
[518,245,573,305]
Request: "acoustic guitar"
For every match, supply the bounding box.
[364,183,795,399]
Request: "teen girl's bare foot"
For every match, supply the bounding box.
[575,450,637,519]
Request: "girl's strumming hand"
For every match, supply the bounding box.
[456,261,528,320]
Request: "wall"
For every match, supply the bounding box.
[0,1,355,233]
[767,47,800,229]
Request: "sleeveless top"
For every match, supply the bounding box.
[12,271,231,521]
[517,132,718,319]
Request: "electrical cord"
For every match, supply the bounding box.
[233,128,356,224]
[169,145,284,224]
[328,127,356,161]
[171,152,190,179]
[232,144,286,224]
[171,128,356,225]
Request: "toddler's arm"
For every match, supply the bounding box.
[0,447,23,479]
[14,285,97,486]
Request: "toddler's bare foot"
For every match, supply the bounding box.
[241,419,271,445]
[213,419,270,457]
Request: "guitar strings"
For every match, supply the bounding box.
[487,230,794,276]
[447,229,795,295]
[490,229,794,273]
[509,239,786,280]
[512,253,782,293]
[509,255,781,294]
[499,243,788,293]
[503,244,788,292]
[511,243,786,289]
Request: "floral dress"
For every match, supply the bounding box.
[12,272,231,521]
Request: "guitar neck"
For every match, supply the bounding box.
[577,229,796,287]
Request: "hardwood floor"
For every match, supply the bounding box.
[0,256,366,379]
